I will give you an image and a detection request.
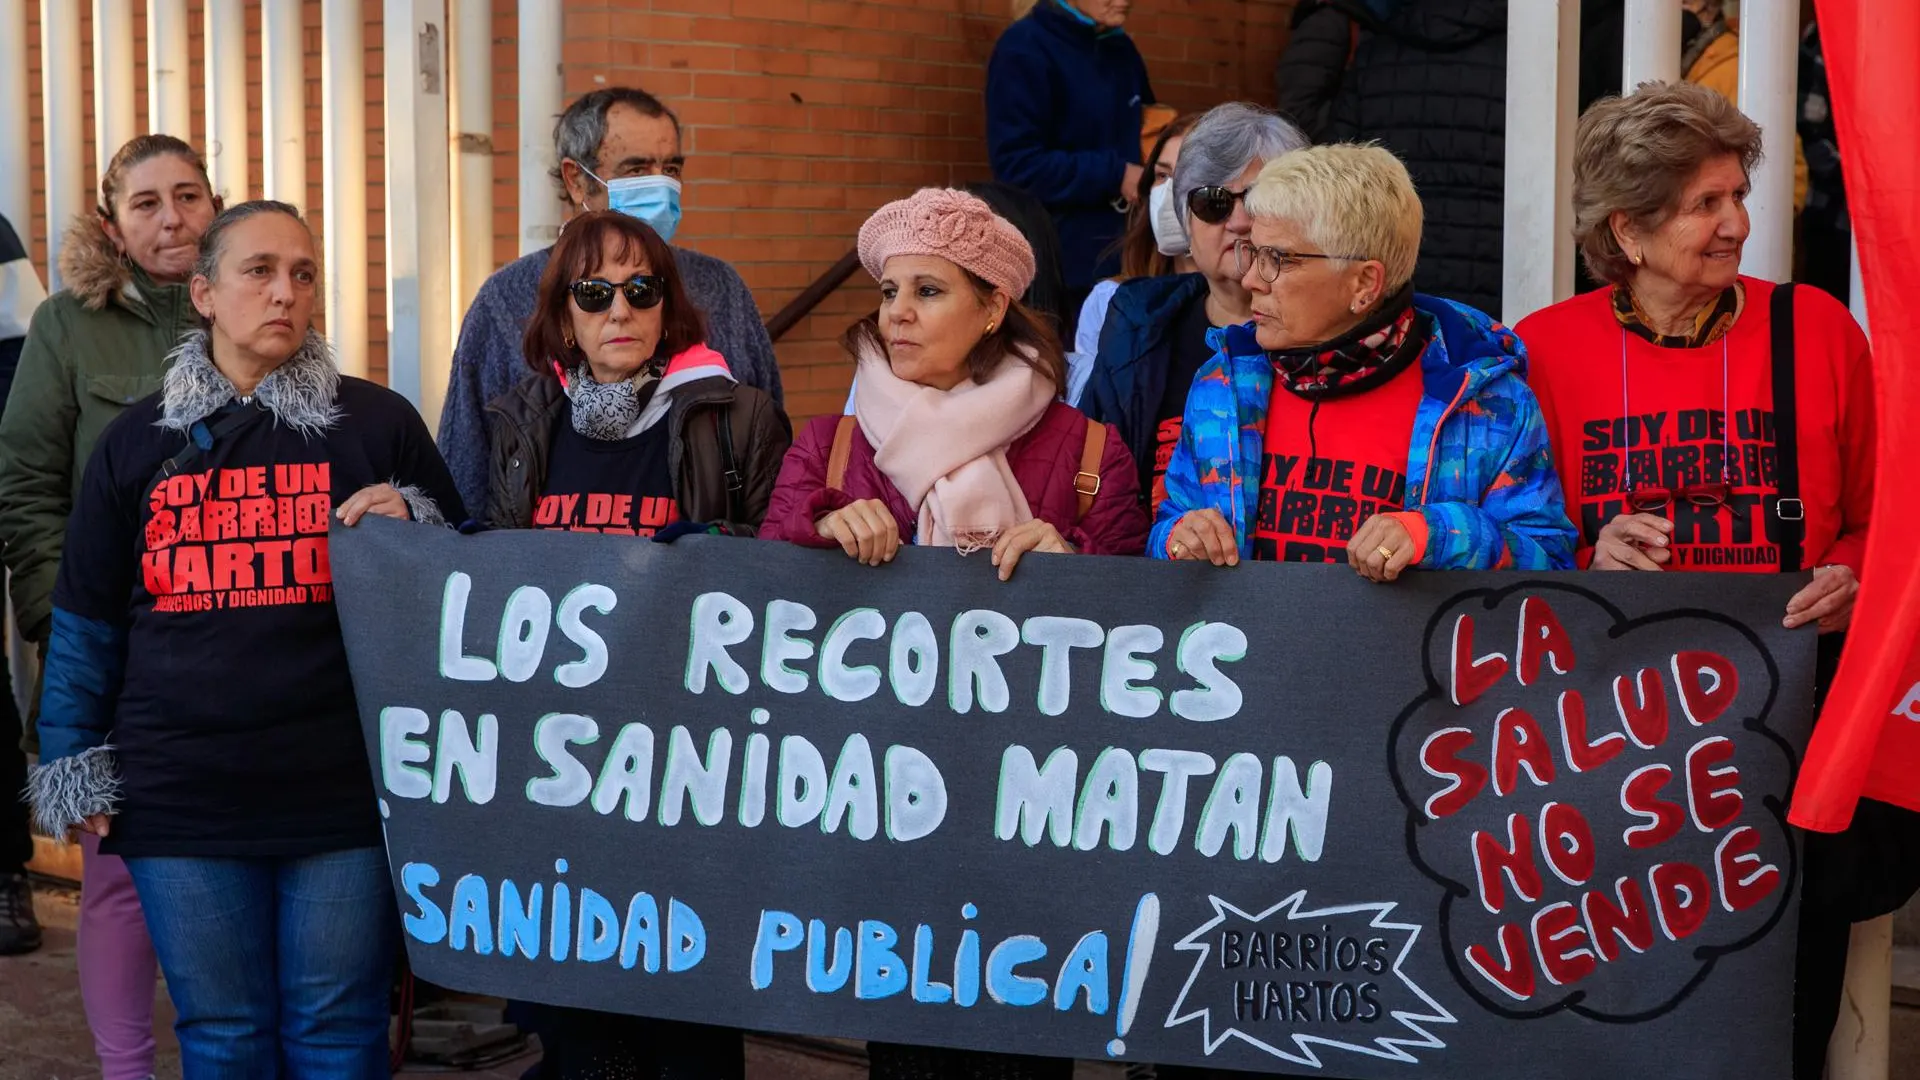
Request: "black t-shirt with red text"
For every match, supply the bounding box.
[54,379,463,857]
[535,403,680,536]
[1252,361,1425,562]
[1147,295,1219,514]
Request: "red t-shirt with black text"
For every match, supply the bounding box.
[1518,278,1874,574]
[1252,362,1424,562]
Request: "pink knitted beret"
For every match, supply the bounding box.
[857,188,1037,298]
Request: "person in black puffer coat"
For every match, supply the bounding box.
[1324,0,1506,316]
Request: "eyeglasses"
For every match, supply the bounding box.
[568,276,665,314]
[1232,239,1367,283]
[1185,186,1250,225]
[1626,482,1731,513]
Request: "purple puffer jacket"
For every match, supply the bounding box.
[760,400,1148,556]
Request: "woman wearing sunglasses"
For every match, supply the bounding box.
[1082,103,1308,518]
[1515,84,1890,1080]
[484,209,790,543]
[483,210,788,1077]
[1151,143,1576,583]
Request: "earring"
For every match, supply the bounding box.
[985,322,996,335]
[563,332,575,348]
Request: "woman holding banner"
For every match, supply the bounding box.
[1512,80,1911,1080]
[26,200,463,1077]
[1153,143,1575,577]
[484,207,788,1080]
[763,187,1148,597]
[764,187,1146,1077]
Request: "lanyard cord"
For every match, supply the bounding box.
[1619,329,1732,488]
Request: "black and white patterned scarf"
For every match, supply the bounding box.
[563,365,659,441]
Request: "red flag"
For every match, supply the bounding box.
[1794,0,1920,831]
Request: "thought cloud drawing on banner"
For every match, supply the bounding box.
[1164,891,1456,1068]
[1387,582,1797,1022]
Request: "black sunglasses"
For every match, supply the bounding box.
[569,276,665,314]
[1186,185,1249,225]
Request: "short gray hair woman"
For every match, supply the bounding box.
[1515,83,1881,1078]
[1081,102,1308,515]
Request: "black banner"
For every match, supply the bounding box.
[332,517,1816,1077]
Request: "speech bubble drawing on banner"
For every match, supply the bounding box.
[1164,891,1456,1068]
[1387,582,1798,1023]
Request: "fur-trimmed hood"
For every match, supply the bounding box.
[160,327,343,436]
[56,212,144,312]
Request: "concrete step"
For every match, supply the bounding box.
[1897,945,1920,1008]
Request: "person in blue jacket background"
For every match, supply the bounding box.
[986,0,1153,337]
[1153,143,1576,579]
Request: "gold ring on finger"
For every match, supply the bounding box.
[1376,545,1394,562]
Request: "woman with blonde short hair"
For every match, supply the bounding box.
[1152,142,1575,579]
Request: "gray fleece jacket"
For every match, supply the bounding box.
[436,244,783,518]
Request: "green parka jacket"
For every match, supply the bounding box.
[0,213,198,641]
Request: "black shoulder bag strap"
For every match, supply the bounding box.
[1770,283,1804,574]
[146,401,258,497]
[712,409,746,525]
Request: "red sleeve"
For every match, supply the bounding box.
[757,415,852,548]
[1817,300,1875,575]
[1064,420,1149,557]
[1514,312,1591,567]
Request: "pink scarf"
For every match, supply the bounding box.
[852,343,1055,552]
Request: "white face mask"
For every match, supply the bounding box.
[1149,181,1189,257]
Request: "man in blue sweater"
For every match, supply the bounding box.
[437,87,782,519]
[986,0,1153,332]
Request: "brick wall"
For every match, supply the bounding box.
[15,0,1293,420]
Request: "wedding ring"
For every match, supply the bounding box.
[1376,545,1394,562]
[1171,542,1185,558]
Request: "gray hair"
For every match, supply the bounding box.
[1171,102,1310,234]
[549,88,682,205]
[192,200,307,282]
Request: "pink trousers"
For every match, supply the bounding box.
[79,832,157,1080]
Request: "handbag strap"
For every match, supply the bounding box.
[826,414,857,491]
[1769,282,1804,574]
[712,409,746,525]
[146,402,258,498]
[1075,419,1106,523]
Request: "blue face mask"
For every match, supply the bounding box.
[578,164,683,244]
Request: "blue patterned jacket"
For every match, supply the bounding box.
[1149,295,1577,570]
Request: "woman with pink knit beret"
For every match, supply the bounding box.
[762,187,1148,587]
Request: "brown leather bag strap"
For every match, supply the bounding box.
[826,415,858,492]
[1074,419,1105,522]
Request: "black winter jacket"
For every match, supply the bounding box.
[1326,0,1507,316]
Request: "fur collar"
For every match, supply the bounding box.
[160,328,343,436]
[57,212,138,311]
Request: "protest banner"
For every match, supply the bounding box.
[332,517,1816,1077]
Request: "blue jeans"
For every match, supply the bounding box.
[124,847,396,1080]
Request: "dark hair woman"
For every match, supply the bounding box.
[0,132,221,1080]
[485,209,791,538]
[26,200,464,1076]
[484,209,788,1080]
[764,186,1147,591]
